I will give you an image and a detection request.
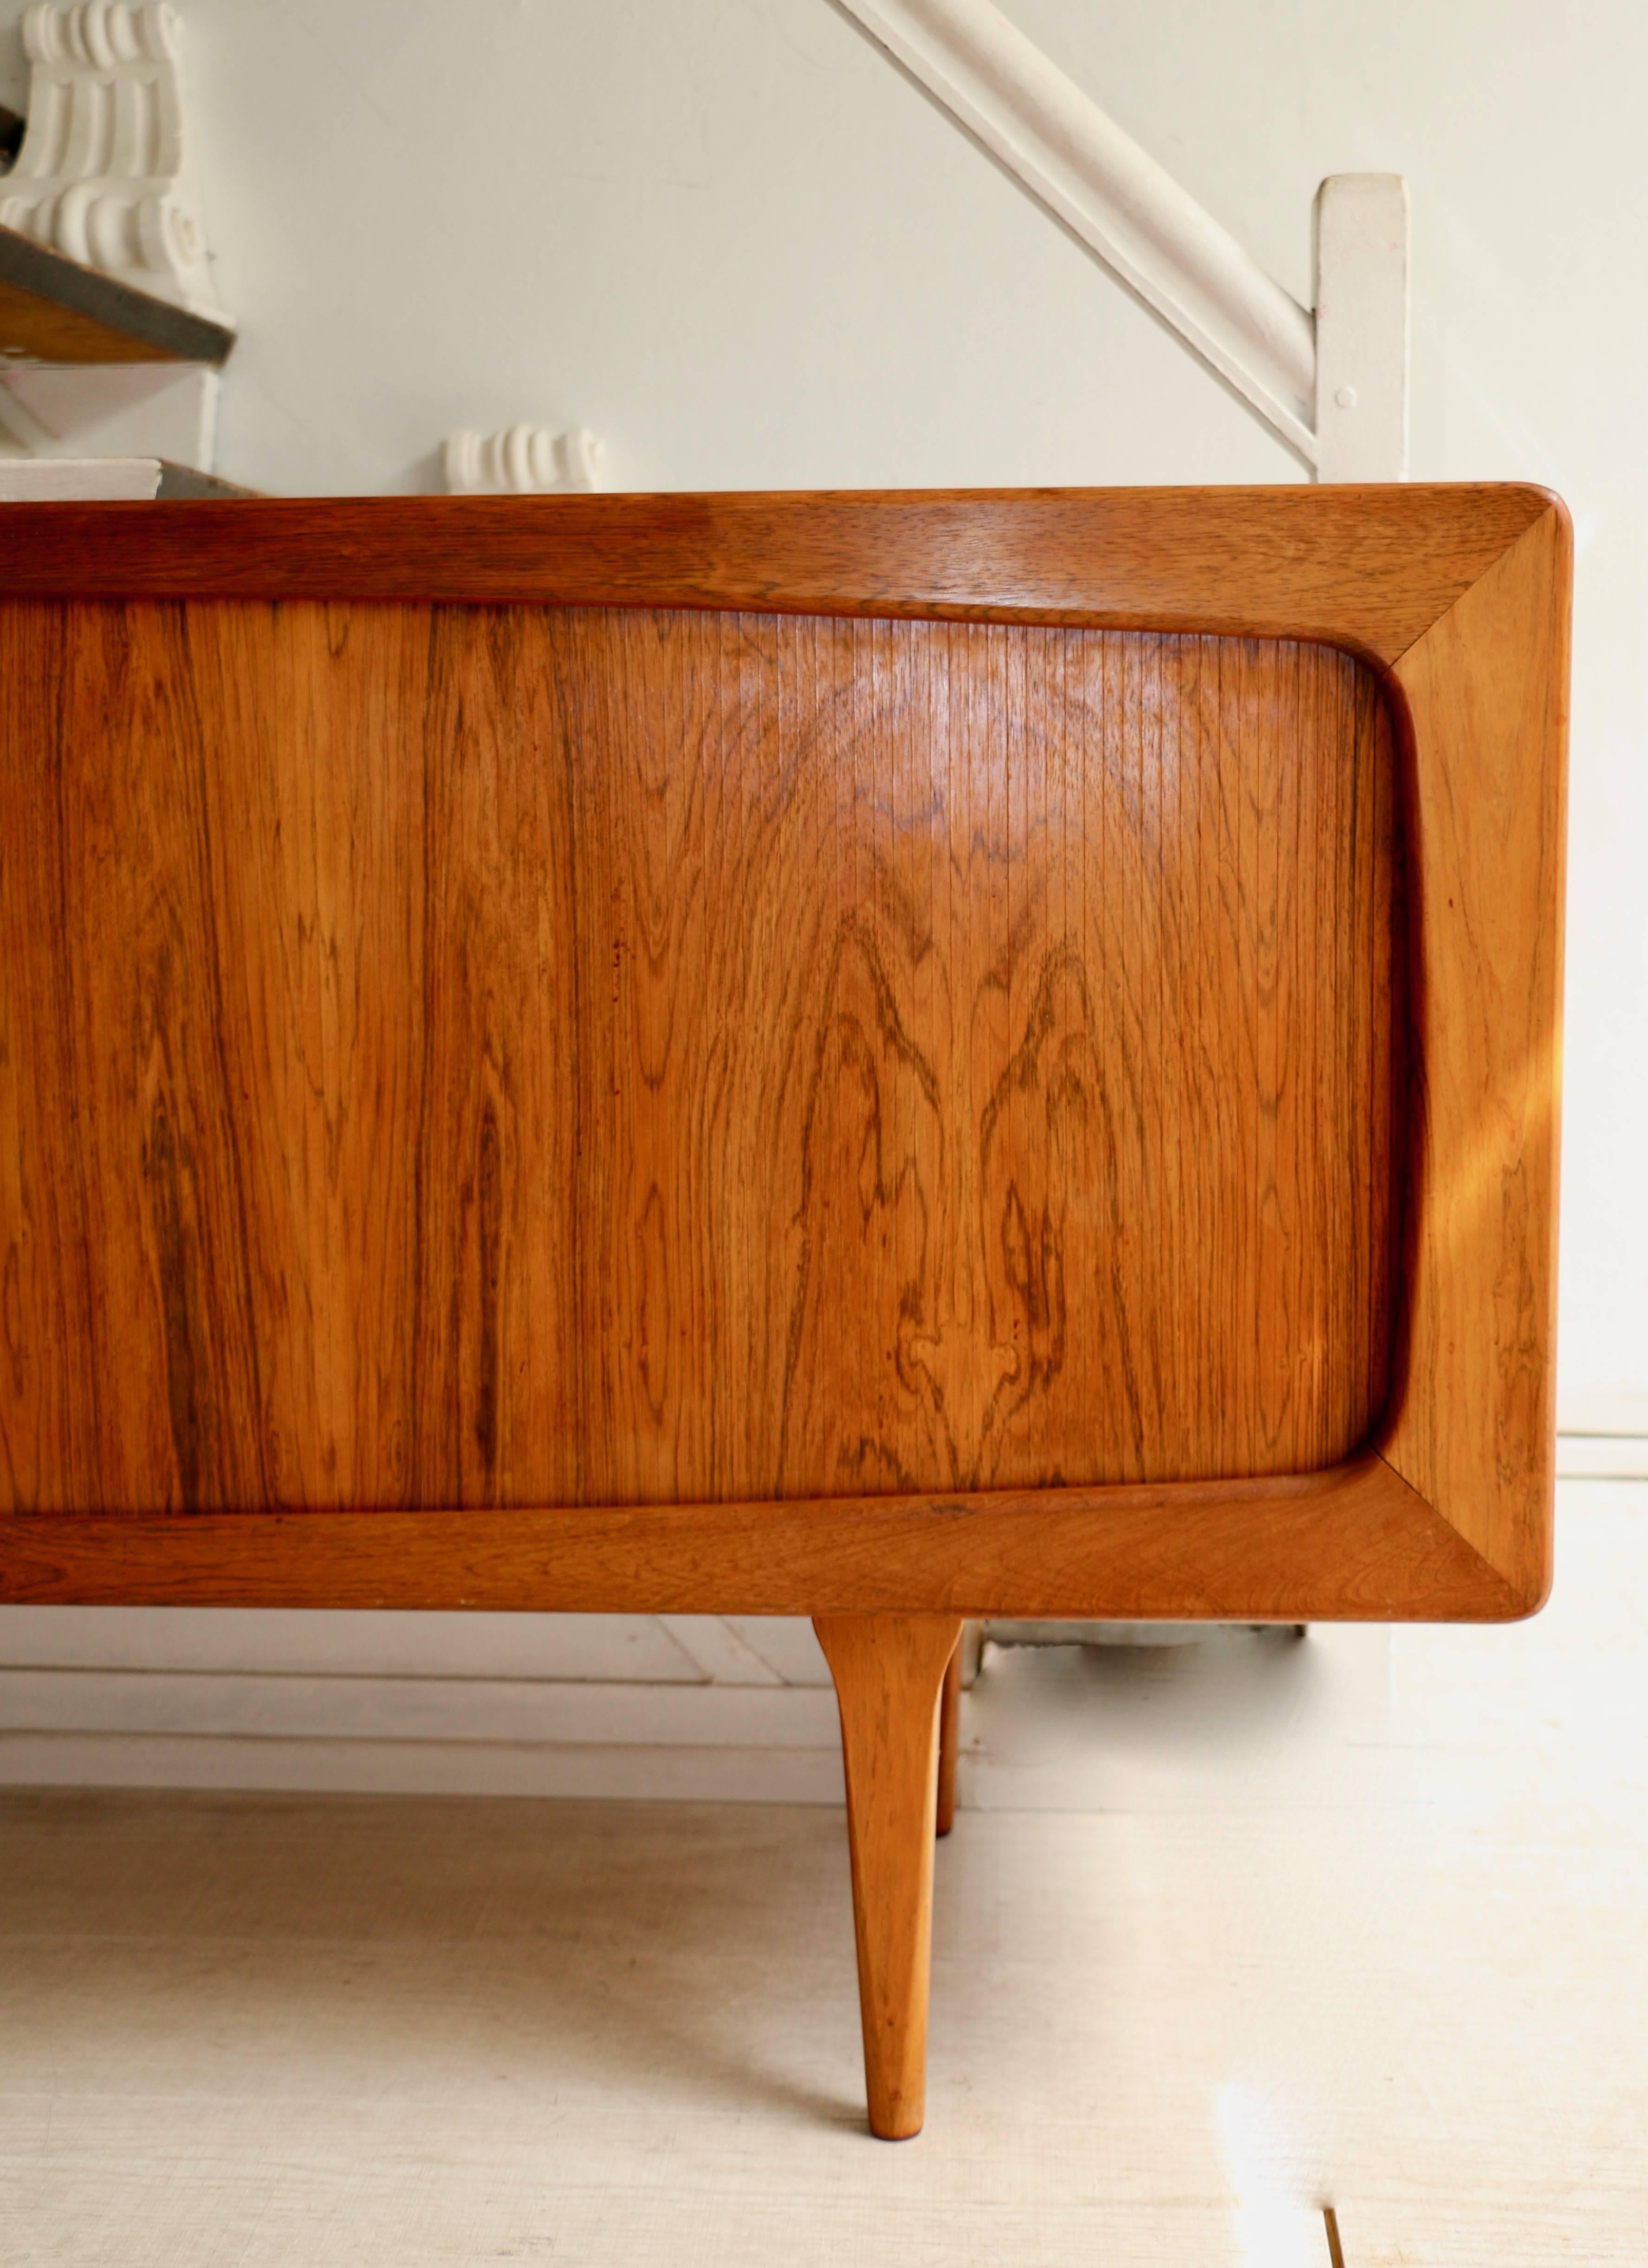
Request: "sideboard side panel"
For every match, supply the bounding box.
[1384,505,1571,1608]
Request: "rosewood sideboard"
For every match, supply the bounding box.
[0,487,1570,2136]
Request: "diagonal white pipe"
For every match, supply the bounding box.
[835,0,1318,462]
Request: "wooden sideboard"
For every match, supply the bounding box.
[0,486,1570,2135]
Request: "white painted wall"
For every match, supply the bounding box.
[3,0,1645,1785]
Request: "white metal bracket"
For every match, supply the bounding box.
[833,0,1408,480]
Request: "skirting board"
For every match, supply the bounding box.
[0,1608,856,1802]
[0,1659,854,1803]
[1555,1432,1648,1480]
[0,1733,850,1805]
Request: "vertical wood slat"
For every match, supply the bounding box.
[0,606,98,1512]
[0,602,1401,1516]
[201,604,428,1510]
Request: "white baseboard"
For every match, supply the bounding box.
[0,1611,843,1802]
[0,1666,838,1746]
[0,1607,834,1685]
[1555,1432,1648,1479]
[0,1667,839,1745]
[0,1732,847,1804]
[0,1664,847,1802]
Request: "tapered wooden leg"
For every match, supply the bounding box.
[934,1634,963,1837]
[814,1612,964,2139]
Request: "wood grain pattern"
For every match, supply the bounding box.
[814,1612,963,2137]
[0,487,1569,1625]
[1382,505,1571,1609]
[0,486,1550,664]
[0,603,1399,1513]
[0,1460,1518,1621]
[0,271,179,363]
[0,222,234,366]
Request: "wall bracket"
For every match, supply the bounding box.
[0,2,232,473]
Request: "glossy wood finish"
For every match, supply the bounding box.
[0,1456,1522,1619]
[0,486,1569,1624]
[814,1613,964,2137]
[1383,508,1570,1607]
[0,603,1398,1513]
[0,485,1548,661]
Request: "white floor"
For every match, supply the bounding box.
[2,1479,1644,2267]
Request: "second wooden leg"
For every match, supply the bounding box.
[935,1633,963,1837]
[813,1612,964,2140]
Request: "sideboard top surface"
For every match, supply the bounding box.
[0,483,1555,665]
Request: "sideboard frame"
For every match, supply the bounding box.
[0,484,1570,1623]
